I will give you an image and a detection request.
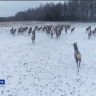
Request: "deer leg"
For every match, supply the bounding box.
[76,58,78,68]
[79,59,81,67]
[76,58,79,72]
[79,61,80,67]
[78,67,79,72]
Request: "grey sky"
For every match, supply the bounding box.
[0,1,65,17]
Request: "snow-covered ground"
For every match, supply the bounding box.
[0,21,96,96]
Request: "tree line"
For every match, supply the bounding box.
[0,0,96,22]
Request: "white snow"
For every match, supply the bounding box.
[0,21,96,96]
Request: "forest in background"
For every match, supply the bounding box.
[0,0,96,22]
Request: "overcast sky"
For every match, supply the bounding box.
[0,1,65,17]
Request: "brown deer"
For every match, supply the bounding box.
[65,27,67,34]
[18,27,23,34]
[28,30,31,36]
[92,28,96,36]
[86,26,91,33]
[50,29,54,38]
[32,29,35,36]
[28,27,32,36]
[31,35,35,44]
[71,27,75,33]
[10,27,13,33]
[12,29,16,36]
[88,30,92,39]
[73,42,82,72]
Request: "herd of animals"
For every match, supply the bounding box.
[9,24,96,72]
[9,24,75,43]
[10,24,96,43]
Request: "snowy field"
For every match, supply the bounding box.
[0,21,96,96]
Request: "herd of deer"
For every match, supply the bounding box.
[10,24,96,43]
[10,24,75,43]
